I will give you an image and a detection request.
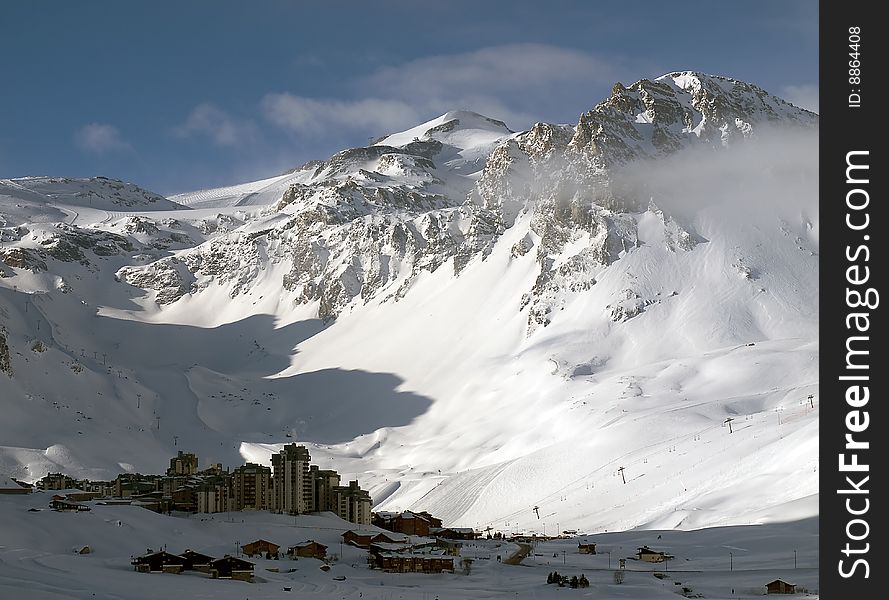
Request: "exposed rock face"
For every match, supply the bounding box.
[0,331,11,377]
[116,73,816,331]
[1,224,133,272]
[2,248,48,272]
[6,176,174,208]
[37,225,134,265]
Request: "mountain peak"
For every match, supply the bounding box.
[375,110,513,148]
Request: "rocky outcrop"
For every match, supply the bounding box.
[2,248,48,272]
[115,73,816,332]
[0,331,11,377]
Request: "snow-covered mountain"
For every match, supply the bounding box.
[0,72,818,533]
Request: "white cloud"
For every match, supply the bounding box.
[780,84,819,113]
[175,103,257,146]
[74,123,131,154]
[362,43,636,128]
[260,44,641,140]
[367,44,621,100]
[261,95,420,137]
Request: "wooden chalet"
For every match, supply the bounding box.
[241,539,280,558]
[578,543,597,555]
[369,541,416,555]
[766,579,796,594]
[636,546,670,563]
[60,491,101,502]
[179,549,215,572]
[49,497,90,512]
[433,538,463,556]
[368,552,455,574]
[429,527,477,540]
[287,540,328,560]
[209,555,254,581]
[373,510,443,536]
[342,530,404,549]
[170,486,197,512]
[131,550,186,574]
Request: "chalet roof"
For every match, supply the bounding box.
[398,510,431,521]
[211,555,254,569]
[431,527,474,534]
[243,538,279,548]
[289,540,327,549]
[370,542,415,553]
[766,579,795,585]
[373,550,454,559]
[179,549,215,561]
[131,551,186,565]
[434,538,463,546]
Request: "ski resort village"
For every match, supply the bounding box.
[1,20,821,595]
[1,445,816,598]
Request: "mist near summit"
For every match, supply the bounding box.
[609,127,818,244]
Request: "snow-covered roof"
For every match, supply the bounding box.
[0,476,24,490]
[290,540,326,548]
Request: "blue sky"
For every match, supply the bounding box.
[0,1,817,195]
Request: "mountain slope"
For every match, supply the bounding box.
[0,72,818,532]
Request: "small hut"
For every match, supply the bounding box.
[287,540,328,560]
[179,549,215,572]
[131,550,186,574]
[636,546,670,563]
[209,555,255,581]
[766,579,796,594]
[241,539,279,558]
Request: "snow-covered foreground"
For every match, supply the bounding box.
[0,492,818,599]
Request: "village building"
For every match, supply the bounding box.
[179,549,215,572]
[429,527,477,540]
[198,463,226,477]
[80,479,114,497]
[309,465,341,512]
[374,510,442,536]
[332,480,372,525]
[209,555,254,581]
[231,463,271,511]
[37,472,77,490]
[577,543,597,554]
[166,451,198,476]
[64,491,101,502]
[196,476,231,513]
[114,473,161,498]
[636,546,671,563]
[170,485,198,512]
[367,550,455,574]
[161,475,190,498]
[433,538,463,556]
[766,579,797,594]
[131,550,186,574]
[287,540,328,560]
[50,497,91,511]
[241,539,280,558]
[342,530,405,549]
[130,491,169,513]
[271,444,312,514]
